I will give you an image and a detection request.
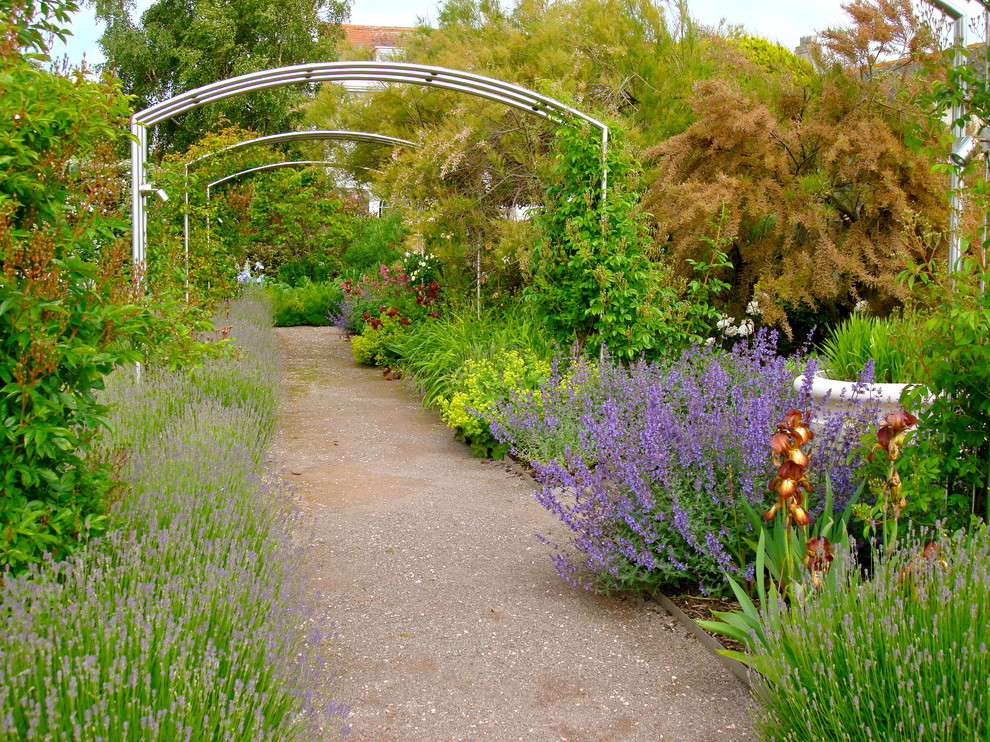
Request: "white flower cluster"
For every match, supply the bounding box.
[236,260,265,285]
[746,298,761,316]
[715,315,755,337]
[853,299,870,314]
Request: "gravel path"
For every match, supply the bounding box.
[273,326,757,742]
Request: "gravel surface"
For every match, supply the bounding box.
[273,326,757,742]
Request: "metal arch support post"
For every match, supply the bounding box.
[601,127,609,206]
[131,122,148,283]
[923,0,967,272]
[130,62,609,275]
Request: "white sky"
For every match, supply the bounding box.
[49,0,989,69]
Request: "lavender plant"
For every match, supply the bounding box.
[492,332,877,593]
[0,294,348,740]
[755,530,990,741]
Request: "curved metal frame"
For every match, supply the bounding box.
[205,160,354,192]
[192,130,415,165]
[131,61,609,271]
[202,160,361,255]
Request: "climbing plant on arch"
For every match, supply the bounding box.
[129,61,609,273]
[200,160,374,264]
[180,129,416,280]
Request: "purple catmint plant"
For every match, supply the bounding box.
[491,331,879,593]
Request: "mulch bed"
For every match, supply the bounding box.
[665,589,747,655]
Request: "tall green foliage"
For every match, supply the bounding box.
[1,1,130,236]
[0,0,137,571]
[1,1,220,573]
[95,0,348,153]
[303,0,714,289]
[246,167,357,276]
[144,125,361,304]
[526,124,664,359]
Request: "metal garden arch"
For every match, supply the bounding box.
[130,61,609,272]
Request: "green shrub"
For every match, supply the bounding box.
[0,16,145,573]
[400,249,443,287]
[526,123,675,360]
[437,350,551,458]
[341,213,407,272]
[351,312,410,367]
[899,257,990,530]
[275,253,336,286]
[267,280,343,326]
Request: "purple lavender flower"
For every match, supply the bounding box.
[0,296,348,740]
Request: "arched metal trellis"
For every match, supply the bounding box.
[181,129,416,279]
[205,160,361,194]
[131,61,609,272]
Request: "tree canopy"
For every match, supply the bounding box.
[95,0,349,153]
[305,0,952,331]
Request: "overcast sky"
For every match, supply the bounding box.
[49,0,989,69]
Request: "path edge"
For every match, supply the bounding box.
[502,453,764,697]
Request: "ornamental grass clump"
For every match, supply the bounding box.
[756,530,990,742]
[492,332,876,592]
[0,295,348,740]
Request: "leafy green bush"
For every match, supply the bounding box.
[350,312,410,367]
[275,254,336,286]
[899,257,990,530]
[754,531,990,742]
[400,249,443,287]
[0,236,145,571]
[0,7,225,573]
[437,350,551,459]
[245,167,357,276]
[267,280,343,326]
[341,213,407,272]
[0,11,141,573]
[526,123,669,360]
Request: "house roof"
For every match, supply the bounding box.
[341,24,416,49]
